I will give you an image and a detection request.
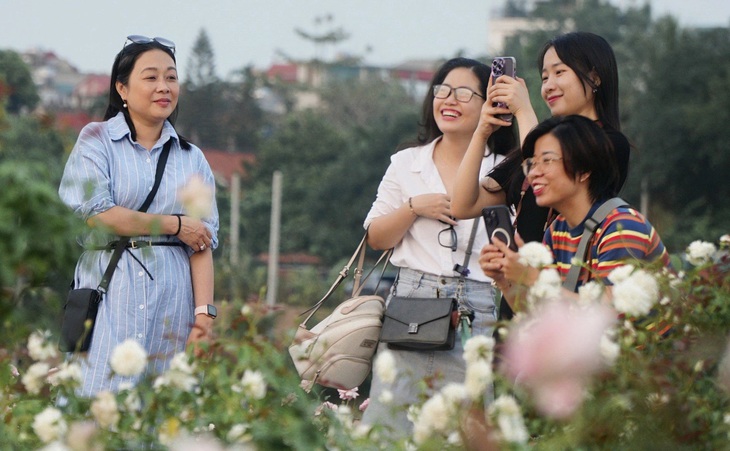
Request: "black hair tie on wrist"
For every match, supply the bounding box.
[172,214,183,236]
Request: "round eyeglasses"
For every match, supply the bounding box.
[522,156,564,176]
[433,84,484,103]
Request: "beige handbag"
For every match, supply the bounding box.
[288,234,390,392]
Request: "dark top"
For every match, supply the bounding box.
[489,127,631,243]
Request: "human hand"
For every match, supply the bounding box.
[491,233,537,286]
[186,314,214,357]
[473,77,512,139]
[410,193,457,225]
[488,76,532,119]
[178,216,212,252]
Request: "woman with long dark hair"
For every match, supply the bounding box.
[59,36,219,395]
[452,32,631,319]
[361,57,515,437]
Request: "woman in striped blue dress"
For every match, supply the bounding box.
[59,36,219,396]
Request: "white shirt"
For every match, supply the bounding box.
[364,138,505,282]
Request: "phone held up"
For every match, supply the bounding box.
[482,205,517,252]
[491,56,516,122]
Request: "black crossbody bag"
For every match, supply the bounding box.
[59,140,172,352]
[380,219,479,351]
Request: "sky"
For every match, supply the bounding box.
[2,0,729,79]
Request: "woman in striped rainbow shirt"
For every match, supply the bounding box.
[479,115,669,308]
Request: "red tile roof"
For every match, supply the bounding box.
[201,149,256,184]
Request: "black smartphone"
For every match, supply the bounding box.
[491,56,516,122]
[482,205,517,252]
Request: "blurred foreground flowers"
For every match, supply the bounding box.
[1,236,729,449]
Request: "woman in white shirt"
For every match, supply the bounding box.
[361,57,514,438]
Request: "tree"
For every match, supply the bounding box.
[177,29,226,148]
[0,50,39,114]
[500,0,729,250]
[239,79,417,264]
[0,108,80,340]
[178,30,264,152]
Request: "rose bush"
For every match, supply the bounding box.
[1,236,729,450]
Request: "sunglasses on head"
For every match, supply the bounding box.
[122,35,176,53]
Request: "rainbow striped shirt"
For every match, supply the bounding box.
[544,203,670,289]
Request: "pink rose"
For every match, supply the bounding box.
[501,300,616,419]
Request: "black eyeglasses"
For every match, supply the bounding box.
[123,35,176,54]
[433,84,485,103]
[438,222,458,252]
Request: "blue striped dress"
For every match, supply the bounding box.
[58,113,219,396]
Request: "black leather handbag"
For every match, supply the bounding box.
[380,297,458,350]
[59,140,172,352]
[379,219,480,351]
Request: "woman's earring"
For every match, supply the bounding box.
[592,88,598,93]
[123,100,128,108]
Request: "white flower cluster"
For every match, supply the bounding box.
[47,361,82,387]
[178,174,214,219]
[90,390,120,429]
[110,339,148,377]
[153,353,197,391]
[22,362,50,395]
[686,240,718,266]
[412,390,462,445]
[32,407,67,444]
[527,268,562,304]
[28,330,58,361]
[374,349,396,384]
[578,281,605,306]
[463,336,495,400]
[600,330,621,365]
[609,265,659,316]
[488,395,529,444]
[411,336,497,445]
[235,369,267,400]
[518,242,554,268]
[227,423,252,443]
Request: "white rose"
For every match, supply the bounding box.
[28,330,58,361]
[608,264,635,284]
[178,174,214,219]
[527,268,562,304]
[226,423,251,443]
[463,335,495,365]
[612,269,659,316]
[90,391,120,429]
[686,240,717,266]
[374,349,397,384]
[240,369,267,400]
[47,362,82,387]
[465,360,493,400]
[32,407,67,444]
[578,281,604,305]
[489,395,529,444]
[109,339,147,377]
[518,242,554,268]
[22,362,50,394]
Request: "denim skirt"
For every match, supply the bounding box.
[361,267,497,439]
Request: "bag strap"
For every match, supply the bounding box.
[299,232,390,326]
[562,197,628,292]
[454,218,480,280]
[97,139,173,293]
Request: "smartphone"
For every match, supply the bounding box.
[482,205,517,252]
[491,56,516,122]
